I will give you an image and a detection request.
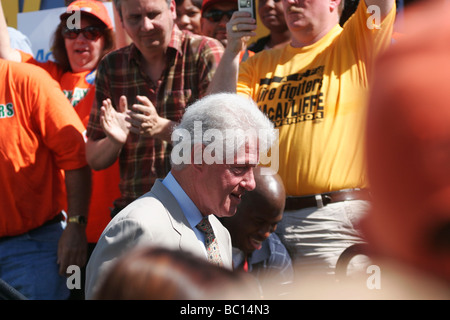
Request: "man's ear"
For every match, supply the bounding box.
[330,0,342,13]
[170,0,177,20]
[191,143,205,171]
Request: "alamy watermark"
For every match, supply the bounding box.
[66,265,81,290]
[366,264,381,290]
[65,264,382,290]
[65,10,81,30]
[170,121,280,175]
[63,3,384,31]
[367,5,381,30]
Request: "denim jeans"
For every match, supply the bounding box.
[275,200,371,281]
[0,222,70,300]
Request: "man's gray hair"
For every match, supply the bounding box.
[171,93,276,169]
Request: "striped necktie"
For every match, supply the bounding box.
[196,216,223,267]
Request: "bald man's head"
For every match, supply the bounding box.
[222,167,286,254]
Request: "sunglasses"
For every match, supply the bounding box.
[202,9,236,23]
[61,26,104,41]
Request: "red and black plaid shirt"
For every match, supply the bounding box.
[86,27,224,209]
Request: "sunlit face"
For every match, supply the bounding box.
[281,0,331,32]
[258,0,288,32]
[120,0,176,53]
[175,0,202,34]
[200,3,237,46]
[196,142,259,218]
[232,204,283,254]
[64,17,105,73]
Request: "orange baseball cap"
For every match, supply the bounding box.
[60,0,113,30]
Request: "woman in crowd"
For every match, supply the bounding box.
[175,0,203,34]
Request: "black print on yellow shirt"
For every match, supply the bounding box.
[258,65,324,86]
[256,66,325,128]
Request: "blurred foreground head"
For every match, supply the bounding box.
[94,246,261,299]
[362,0,450,284]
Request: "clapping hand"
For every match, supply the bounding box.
[100,96,130,145]
[100,95,173,143]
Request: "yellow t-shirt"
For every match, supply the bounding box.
[237,1,396,196]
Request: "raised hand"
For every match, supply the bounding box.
[100,95,131,145]
[127,95,175,141]
[226,11,257,55]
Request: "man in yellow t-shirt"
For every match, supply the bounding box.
[208,0,396,280]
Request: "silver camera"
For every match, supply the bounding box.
[238,0,256,19]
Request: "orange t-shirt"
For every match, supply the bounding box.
[20,52,121,242]
[0,60,87,236]
[20,51,96,126]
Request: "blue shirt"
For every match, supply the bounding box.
[234,233,294,296]
[162,172,207,256]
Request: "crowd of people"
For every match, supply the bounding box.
[0,0,449,301]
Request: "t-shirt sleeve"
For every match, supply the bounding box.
[236,52,259,99]
[339,0,396,77]
[19,50,64,82]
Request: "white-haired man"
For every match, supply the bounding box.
[85,93,275,299]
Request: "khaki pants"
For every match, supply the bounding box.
[276,200,371,282]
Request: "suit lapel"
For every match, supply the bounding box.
[150,180,206,258]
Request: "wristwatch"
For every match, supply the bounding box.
[67,215,87,226]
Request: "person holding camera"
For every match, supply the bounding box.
[200,0,254,62]
[208,0,396,282]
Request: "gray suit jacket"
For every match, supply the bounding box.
[84,179,232,299]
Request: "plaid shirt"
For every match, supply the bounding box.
[86,26,224,209]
